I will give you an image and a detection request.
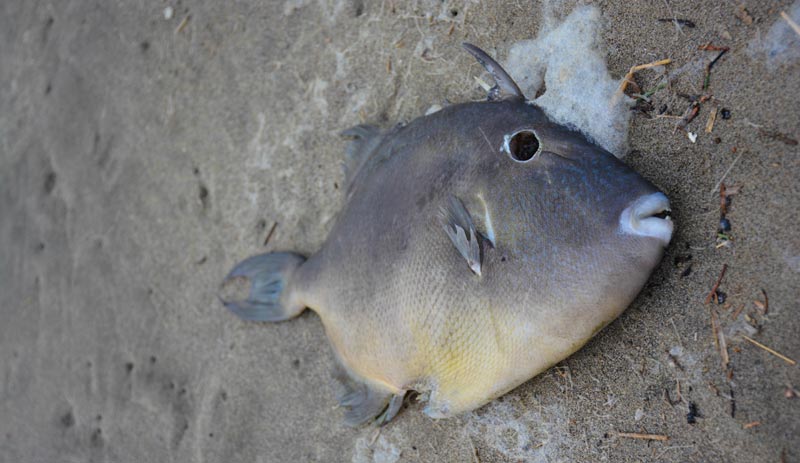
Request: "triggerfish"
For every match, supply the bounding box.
[221,44,674,425]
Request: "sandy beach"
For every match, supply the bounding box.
[1,1,798,461]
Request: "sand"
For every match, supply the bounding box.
[1,1,798,462]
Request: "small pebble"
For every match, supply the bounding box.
[719,217,731,232]
[687,402,699,424]
[720,108,731,120]
[163,6,174,20]
[715,290,727,304]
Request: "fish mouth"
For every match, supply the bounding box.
[619,192,674,246]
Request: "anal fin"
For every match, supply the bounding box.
[334,366,405,426]
[439,195,483,276]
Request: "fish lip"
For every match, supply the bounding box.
[619,192,674,246]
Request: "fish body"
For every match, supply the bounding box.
[222,45,673,424]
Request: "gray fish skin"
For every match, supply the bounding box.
[222,45,673,425]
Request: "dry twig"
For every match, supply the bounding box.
[698,43,729,52]
[781,11,800,37]
[705,264,728,304]
[615,59,672,99]
[613,432,669,442]
[263,222,278,246]
[710,151,744,196]
[474,76,491,92]
[369,427,381,446]
[758,128,798,145]
[175,15,190,34]
[719,183,728,215]
[711,309,730,369]
[742,336,797,365]
[753,291,768,314]
[705,107,718,133]
[699,45,729,90]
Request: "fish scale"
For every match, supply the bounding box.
[221,44,673,425]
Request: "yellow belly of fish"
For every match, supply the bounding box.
[324,301,587,417]
[405,305,575,417]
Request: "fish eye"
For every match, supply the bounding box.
[502,129,541,162]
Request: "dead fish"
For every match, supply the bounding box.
[221,44,674,425]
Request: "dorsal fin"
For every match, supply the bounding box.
[462,43,525,101]
[340,124,383,194]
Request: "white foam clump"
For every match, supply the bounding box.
[465,397,567,462]
[505,5,633,157]
[748,1,800,69]
[352,435,401,463]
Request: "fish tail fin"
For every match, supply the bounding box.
[219,252,307,322]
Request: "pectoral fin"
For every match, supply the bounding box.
[439,195,483,276]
